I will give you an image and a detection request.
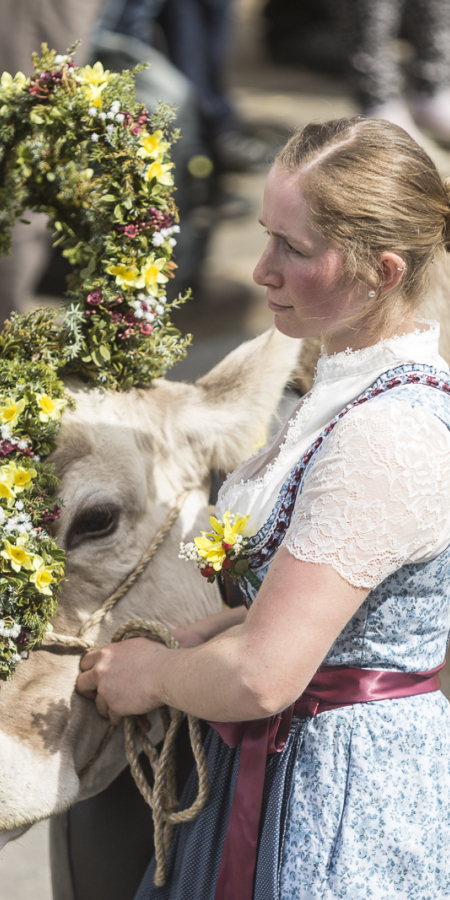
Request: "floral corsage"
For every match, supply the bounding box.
[179,510,260,590]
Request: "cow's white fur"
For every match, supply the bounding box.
[0,329,300,837]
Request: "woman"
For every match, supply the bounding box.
[77,117,450,898]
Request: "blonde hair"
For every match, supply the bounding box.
[276,117,450,336]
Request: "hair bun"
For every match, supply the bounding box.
[442,176,450,251]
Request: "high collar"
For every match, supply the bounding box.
[315,320,442,386]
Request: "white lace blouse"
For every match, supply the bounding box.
[216,321,450,589]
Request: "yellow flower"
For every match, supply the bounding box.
[137,256,169,294]
[0,396,26,428]
[1,536,33,573]
[145,161,174,186]
[0,463,15,505]
[194,511,250,571]
[0,462,37,500]
[83,84,107,108]
[30,563,54,596]
[137,130,170,161]
[194,537,226,571]
[35,393,67,423]
[0,481,14,504]
[10,463,37,493]
[78,62,111,86]
[105,263,141,288]
[77,63,112,108]
[0,71,27,95]
[212,510,250,545]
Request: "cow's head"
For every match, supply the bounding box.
[0,329,299,837]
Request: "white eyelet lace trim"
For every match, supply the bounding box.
[283,398,450,589]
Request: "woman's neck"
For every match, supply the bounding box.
[322,312,417,356]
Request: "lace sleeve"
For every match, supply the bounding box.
[283,398,450,588]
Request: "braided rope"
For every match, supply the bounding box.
[40,491,209,886]
[115,620,209,886]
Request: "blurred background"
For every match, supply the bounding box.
[2,0,450,895]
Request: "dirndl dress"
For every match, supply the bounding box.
[135,362,450,900]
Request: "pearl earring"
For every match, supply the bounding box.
[368,290,376,298]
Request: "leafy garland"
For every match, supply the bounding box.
[0,45,191,679]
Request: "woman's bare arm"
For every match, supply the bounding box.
[76,547,368,725]
[172,605,246,648]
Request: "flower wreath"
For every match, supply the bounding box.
[0,44,190,679]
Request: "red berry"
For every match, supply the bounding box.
[222,541,233,551]
[200,566,215,578]
[222,557,233,570]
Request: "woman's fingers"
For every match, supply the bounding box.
[76,657,101,697]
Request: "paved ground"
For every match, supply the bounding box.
[3,2,450,897]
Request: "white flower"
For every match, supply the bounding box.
[106,124,115,134]
[156,304,165,314]
[11,653,21,664]
[115,113,125,123]
[106,110,115,119]
[0,620,21,638]
[134,308,144,318]
[152,232,165,247]
[1,425,11,439]
[168,238,177,247]
[91,133,99,143]
[160,228,169,239]
[0,508,5,526]
[171,225,180,234]
[110,100,121,113]
[145,312,156,322]
[98,112,106,120]
[15,501,24,510]
[158,296,167,305]
[33,454,40,462]
[17,440,28,450]
[54,54,68,64]
[88,106,98,117]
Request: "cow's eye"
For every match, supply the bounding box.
[66,504,120,550]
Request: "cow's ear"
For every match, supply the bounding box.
[188,329,301,473]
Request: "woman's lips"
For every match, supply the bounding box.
[267,298,292,313]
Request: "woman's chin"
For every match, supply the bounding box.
[272,313,308,341]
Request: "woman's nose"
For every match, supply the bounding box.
[253,245,282,288]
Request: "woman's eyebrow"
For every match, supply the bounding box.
[258,218,298,243]
[258,217,312,249]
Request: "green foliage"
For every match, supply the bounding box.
[0,45,192,677]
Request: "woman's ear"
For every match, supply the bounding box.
[377,252,406,295]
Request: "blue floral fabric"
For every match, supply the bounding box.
[135,365,450,900]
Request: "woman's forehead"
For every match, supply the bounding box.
[261,166,326,248]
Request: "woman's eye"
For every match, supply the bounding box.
[285,241,303,256]
[66,504,120,550]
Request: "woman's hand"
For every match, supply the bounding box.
[76,638,169,726]
[75,607,246,726]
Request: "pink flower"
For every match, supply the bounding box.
[141,323,153,335]
[123,224,138,238]
[124,311,136,325]
[147,207,173,230]
[87,289,103,305]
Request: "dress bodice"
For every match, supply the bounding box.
[236,365,450,673]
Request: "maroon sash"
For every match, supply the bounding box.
[209,662,445,900]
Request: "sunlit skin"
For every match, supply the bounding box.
[253,165,412,353]
[76,165,412,727]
